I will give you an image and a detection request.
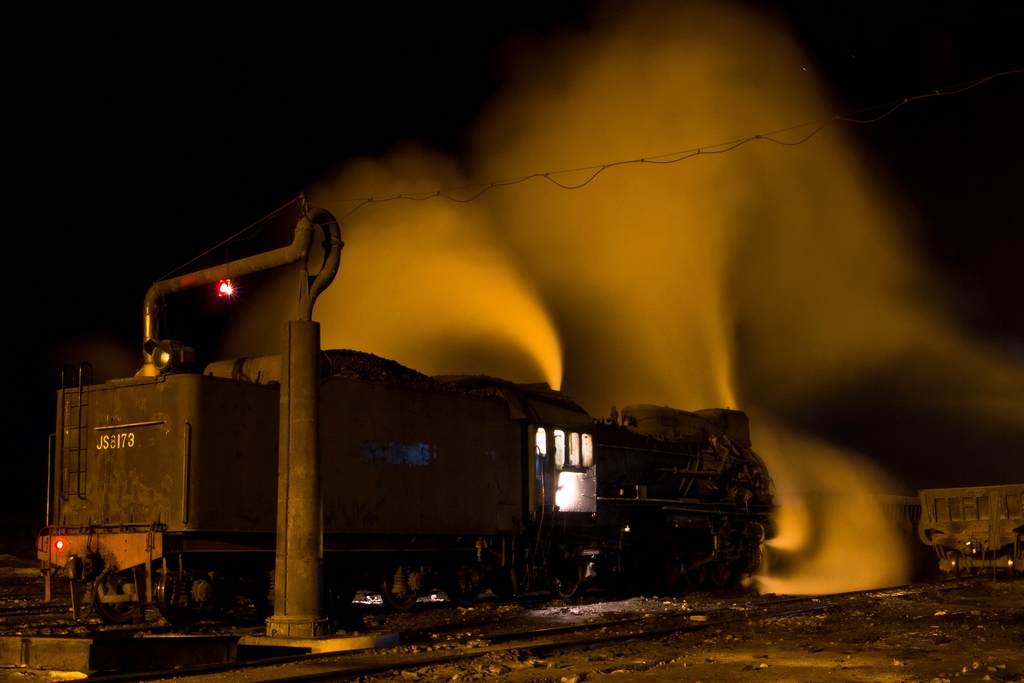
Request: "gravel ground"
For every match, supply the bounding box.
[339,581,1024,683]
[1,552,1021,683]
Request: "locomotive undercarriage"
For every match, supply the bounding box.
[918,486,1024,580]
[39,527,544,622]
[548,502,771,598]
[47,557,274,626]
[614,525,763,596]
[39,526,278,624]
[44,523,764,622]
[928,536,1021,579]
[39,512,770,623]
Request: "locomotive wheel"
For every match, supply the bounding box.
[683,561,707,589]
[708,562,732,587]
[548,557,589,602]
[950,552,969,580]
[446,565,481,607]
[381,567,420,611]
[93,571,141,625]
[381,579,418,610]
[548,573,581,598]
[655,537,683,595]
[952,550,980,579]
[154,572,200,625]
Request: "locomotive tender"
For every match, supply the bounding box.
[37,204,774,624]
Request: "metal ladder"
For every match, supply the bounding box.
[59,363,92,501]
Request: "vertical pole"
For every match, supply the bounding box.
[266,319,330,637]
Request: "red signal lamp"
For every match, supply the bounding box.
[54,538,66,552]
[217,279,235,297]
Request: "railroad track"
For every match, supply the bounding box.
[82,579,977,683]
[0,602,71,619]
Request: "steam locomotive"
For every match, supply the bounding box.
[38,349,773,623]
[36,203,774,624]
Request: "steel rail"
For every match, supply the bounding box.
[82,580,977,682]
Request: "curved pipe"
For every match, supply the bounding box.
[137,200,343,377]
[301,206,344,320]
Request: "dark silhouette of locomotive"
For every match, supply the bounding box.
[36,200,772,623]
[39,348,773,622]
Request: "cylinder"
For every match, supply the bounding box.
[266,320,330,637]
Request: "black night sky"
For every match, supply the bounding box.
[6,3,1023,537]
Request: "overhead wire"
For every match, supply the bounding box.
[154,196,302,283]
[159,68,1021,269]
[329,68,1021,222]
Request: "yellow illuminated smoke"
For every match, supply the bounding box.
[313,148,562,389]
[752,418,910,593]
[307,2,1024,594]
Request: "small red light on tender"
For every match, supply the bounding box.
[54,539,65,551]
[217,279,234,297]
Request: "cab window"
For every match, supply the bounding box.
[535,427,547,457]
[568,432,580,467]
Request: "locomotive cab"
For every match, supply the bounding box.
[528,425,600,598]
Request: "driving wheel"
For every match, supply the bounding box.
[93,570,141,625]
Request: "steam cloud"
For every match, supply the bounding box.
[315,148,562,389]
[302,2,1022,593]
